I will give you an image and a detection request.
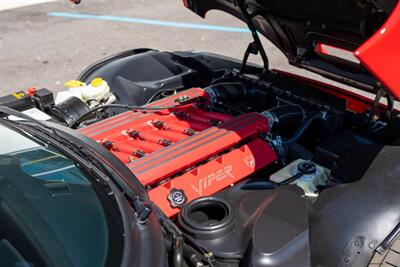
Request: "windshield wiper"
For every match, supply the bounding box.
[0,106,59,135]
[0,106,94,165]
[0,106,102,165]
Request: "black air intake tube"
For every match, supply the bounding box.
[205,83,246,103]
[261,104,306,130]
[282,111,326,145]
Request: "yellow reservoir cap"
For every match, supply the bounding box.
[90,78,104,88]
[12,92,25,99]
[65,80,85,88]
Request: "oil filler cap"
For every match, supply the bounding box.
[168,189,187,209]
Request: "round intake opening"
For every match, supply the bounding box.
[189,199,229,226]
[178,197,234,239]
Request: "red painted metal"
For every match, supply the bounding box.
[275,69,390,113]
[128,112,269,185]
[80,88,277,216]
[315,43,360,64]
[149,138,277,217]
[355,2,400,99]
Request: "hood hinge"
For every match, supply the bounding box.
[235,0,269,74]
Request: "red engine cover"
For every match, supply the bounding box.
[80,88,277,217]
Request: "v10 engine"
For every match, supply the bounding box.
[79,88,277,217]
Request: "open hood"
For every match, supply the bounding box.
[184,0,400,99]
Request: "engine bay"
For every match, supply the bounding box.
[79,87,277,216]
[1,0,400,263]
[73,66,399,221]
[3,51,400,266]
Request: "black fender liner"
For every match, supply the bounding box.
[76,49,262,106]
[77,48,155,81]
[309,146,400,267]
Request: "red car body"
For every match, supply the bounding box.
[356,2,400,99]
[1,1,399,267]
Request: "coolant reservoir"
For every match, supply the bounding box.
[55,80,87,104]
[56,78,114,106]
[270,159,330,197]
[82,78,110,102]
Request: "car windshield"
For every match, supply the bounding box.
[0,122,124,267]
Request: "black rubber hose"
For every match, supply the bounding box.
[282,111,325,145]
[173,237,184,267]
[278,173,303,185]
[205,82,246,103]
[262,105,305,130]
[183,243,205,267]
[241,180,278,190]
[69,103,182,129]
[165,235,208,267]
[153,205,184,267]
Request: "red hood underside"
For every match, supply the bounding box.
[355,2,400,99]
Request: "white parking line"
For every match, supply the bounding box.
[0,0,57,12]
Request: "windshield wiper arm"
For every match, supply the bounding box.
[0,106,58,136]
[0,106,103,176]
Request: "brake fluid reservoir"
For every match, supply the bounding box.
[270,159,330,197]
[55,80,87,104]
[82,78,110,102]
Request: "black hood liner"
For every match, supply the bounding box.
[185,0,397,92]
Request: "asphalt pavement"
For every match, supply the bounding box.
[0,0,297,95]
[0,0,371,101]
